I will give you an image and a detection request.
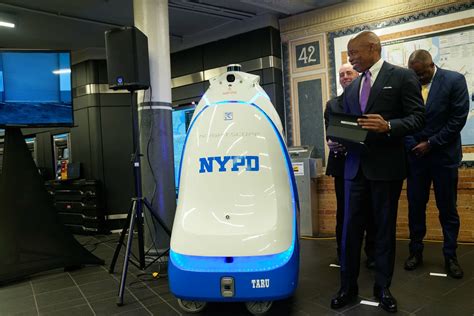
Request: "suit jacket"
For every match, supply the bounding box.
[405,67,470,169]
[343,61,425,181]
[324,95,346,177]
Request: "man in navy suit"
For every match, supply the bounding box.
[330,31,424,313]
[404,49,469,279]
[324,63,375,268]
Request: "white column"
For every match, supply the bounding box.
[133,0,175,252]
[134,0,172,104]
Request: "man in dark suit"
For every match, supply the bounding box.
[330,31,424,313]
[404,49,469,278]
[324,63,375,268]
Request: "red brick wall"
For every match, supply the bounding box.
[317,167,474,242]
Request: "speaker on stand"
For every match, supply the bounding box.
[105,26,171,306]
[105,26,151,91]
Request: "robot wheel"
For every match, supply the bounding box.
[177,299,207,313]
[245,301,273,315]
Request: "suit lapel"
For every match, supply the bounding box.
[364,62,393,113]
[426,68,443,108]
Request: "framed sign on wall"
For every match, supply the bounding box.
[290,35,326,73]
[291,73,328,162]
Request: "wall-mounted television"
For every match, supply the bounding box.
[0,50,73,127]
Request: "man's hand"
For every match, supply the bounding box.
[357,114,390,133]
[412,141,431,157]
[327,139,345,153]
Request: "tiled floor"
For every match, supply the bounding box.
[0,235,473,315]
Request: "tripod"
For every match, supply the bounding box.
[109,90,172,306]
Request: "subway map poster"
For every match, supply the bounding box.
[381,27,474,145]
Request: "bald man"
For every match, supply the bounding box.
[324,63,375,268]
[404,49,469,278]
[330,31,424,313]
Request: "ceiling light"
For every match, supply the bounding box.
[52,69,71,75]
[0,21,15,28]
[0,12,16,28]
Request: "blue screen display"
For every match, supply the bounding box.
[172,105,195,190]
[0,51,73,127]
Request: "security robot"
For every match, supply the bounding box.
[168,64,299,315]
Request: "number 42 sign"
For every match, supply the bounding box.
[294,41,321,69]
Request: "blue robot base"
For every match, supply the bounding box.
[169,242,299,302]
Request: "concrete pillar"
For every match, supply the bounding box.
[133,0,175,253]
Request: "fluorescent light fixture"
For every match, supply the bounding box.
[52,69,71,75]
[0,12,16,28]
[0,21,14,28]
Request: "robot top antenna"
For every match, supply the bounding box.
[227,64,241,72]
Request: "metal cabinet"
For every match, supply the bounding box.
[45,179,105,234]
[289,146,320,237]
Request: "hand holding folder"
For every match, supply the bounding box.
[327,113,368,152]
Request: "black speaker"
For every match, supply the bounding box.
[105,26,150,91]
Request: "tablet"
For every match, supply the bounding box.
[327,112,368,152]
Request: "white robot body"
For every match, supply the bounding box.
[169,65,299,311]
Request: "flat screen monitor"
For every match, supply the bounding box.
[0,50,73,127]
[172,105,195,190]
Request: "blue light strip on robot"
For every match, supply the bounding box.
[172,100,299,273]
[170,244,294,273]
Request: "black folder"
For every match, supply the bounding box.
[327,112,368,152]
